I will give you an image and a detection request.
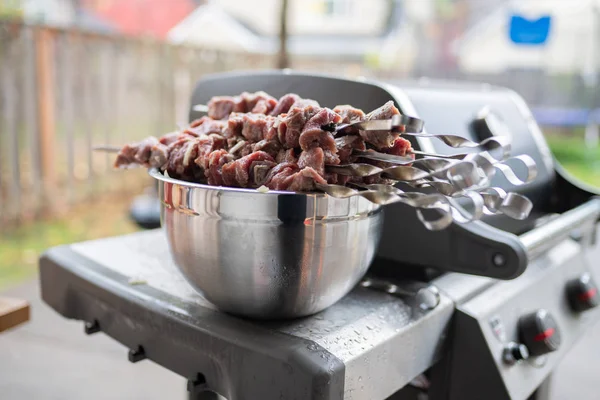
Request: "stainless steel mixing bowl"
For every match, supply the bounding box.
[149,168,384,319]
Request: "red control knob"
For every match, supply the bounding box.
[566,273,599,312]
[518,309,561,357]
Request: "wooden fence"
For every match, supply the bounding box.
[1,21,360,229]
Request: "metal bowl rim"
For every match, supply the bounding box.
[148,168,330,198]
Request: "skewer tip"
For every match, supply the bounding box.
[193,104,209,113]
[93,145,121,153]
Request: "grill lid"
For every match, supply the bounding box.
[188,71,600,280]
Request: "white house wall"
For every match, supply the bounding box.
[217,0,388,36]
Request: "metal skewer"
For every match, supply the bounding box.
[315,182,453,231]
[93,145,121,152]
[193,104,209,113]
[326,160,486,189]
[332,114,425,134]
[94,105,537,230]
[411,150,470,160]
[358,150,538,187]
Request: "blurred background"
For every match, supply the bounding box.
[1,0,600,398]
[1,0,600,291]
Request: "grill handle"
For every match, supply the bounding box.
[376,197,600,280]
[520,197,600,260]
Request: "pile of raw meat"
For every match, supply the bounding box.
[114,91,413,192]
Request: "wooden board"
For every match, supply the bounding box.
[0,297,30,333]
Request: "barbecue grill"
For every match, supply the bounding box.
[39,71,600,400]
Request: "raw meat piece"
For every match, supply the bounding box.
[335,135,366,164]
[241,113,267,142]
[277,104,320,149]
[114,136,169,169]
[221,151,276,188]
[241,113,277,142]
[159,132,191,146]
[206,149,234,186]
[298,147,325,176]
[287,167,327,191]
[207,91,277,119]
[238,139,281,159]
[367,100,399,120]
[225,112,245,138]
[164,137,205,182]
[193,134,228,170]
[290,98,320,109]
[252,139,282,159]
[238,141,254,157]
[263,163,299,190]
[186,117,228,136]
[249,159,277,187]
[245,91,277,114]
[252,99,276,115]
[270,93,301,116]
[360,101,401,149]
[207,96,239,120]
[333,105,365,123]
[298,108,340,153]
[298,129,336,153]
[383,137,414,158]
[263,163,326,191]
[276,148,298,164]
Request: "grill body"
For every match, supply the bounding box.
[37,71,600,400]
[187,71,600,399]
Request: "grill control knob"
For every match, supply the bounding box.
[502,342,529,365]
[472,106,511,140]
[518,309,561,356]
[566,273,599,312]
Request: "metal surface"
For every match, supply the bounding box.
[520,197,600,259]
[360,277,441,311]
[375,80,560,279]
[326,160,483,183]
[432,222,600,400]
[150,168,384,319]
[315,183,455,231]
[40,230,454,400]
[334,113,425,133]
[33,71,600,400]
[391,81,555,212]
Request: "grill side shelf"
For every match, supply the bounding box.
[38,246,346,400]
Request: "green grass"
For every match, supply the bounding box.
[0,194,140,291]
[545,134,600,188]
